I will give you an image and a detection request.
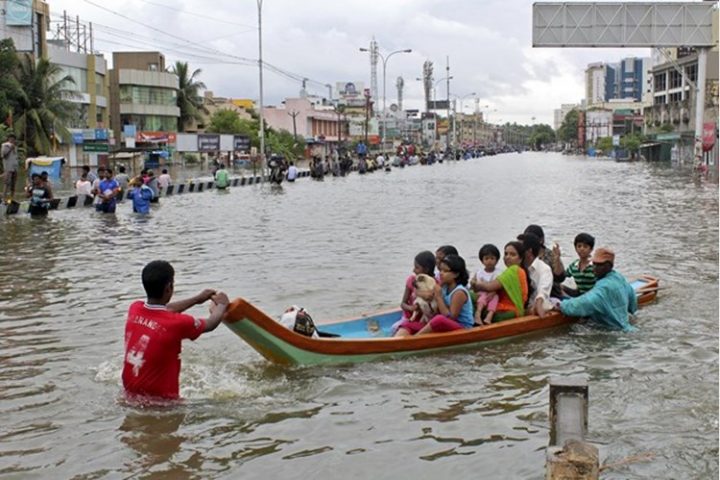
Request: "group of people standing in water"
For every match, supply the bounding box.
[395,224,639,336]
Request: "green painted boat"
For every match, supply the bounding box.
[222,276,659,366]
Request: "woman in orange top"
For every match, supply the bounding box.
[474,241,529,322]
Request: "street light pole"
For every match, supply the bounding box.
[257,0,265,172]
[361,47,411,154]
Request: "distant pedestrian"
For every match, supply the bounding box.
[146,170,159,202]
[286,161,298,182]
[75,172,93,197]
[215,163,229,189]
[96,167,120,213]
[1,133,19,202]
[158,168,172,190]
[82,165,98,184]
[128,176,154,214]
[115,165,130,201]
[26,172,53,217]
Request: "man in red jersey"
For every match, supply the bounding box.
[122,260,230,399]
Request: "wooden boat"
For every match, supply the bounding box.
[223,276,659,366]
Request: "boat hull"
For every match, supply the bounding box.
[222,276,658,366]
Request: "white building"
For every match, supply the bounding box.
[553,103,579,131]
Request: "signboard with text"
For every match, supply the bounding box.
[233,135,251,152]
[197,134,221,152]
[83,143,110,153]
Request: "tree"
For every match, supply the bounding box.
[207,109,245,134]
[13,55,76,156]
[558,109,579,144]
[0,40,21,126]
[621,132,644,153]
[170,61,206,132]
[596,136,613,153]
[529,124,556,150]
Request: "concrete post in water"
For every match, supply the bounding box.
[546,376,598,480]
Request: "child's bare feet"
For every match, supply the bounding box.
[482,312,495,325]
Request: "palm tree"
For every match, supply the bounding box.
[170,61,206,132]
[13,55,76,156]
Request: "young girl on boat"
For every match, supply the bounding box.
[473,241,529,322]
[470,244,501,325]
[400,250,437,320]
[395,254,474,336]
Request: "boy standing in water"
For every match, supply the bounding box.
[122,260,229,400]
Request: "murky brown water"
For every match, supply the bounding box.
[0,152,717,479]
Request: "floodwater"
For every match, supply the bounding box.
[0,152,717,479]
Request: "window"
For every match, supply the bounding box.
[669,92,683,103]
[654,73,666,91]
[669,70,682,89]
[654,95,667,105]
[685,64,698,83]
[120,114,177,131]
[58,66,88,93]
[119,86,177,106]
[95,74,104,95]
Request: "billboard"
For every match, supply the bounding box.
[5,0,32,26]
[197,134,220,152]
[337,81,365,99]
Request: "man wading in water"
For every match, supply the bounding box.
[122,260,229,400]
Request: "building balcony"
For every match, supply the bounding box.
[118,69,178,89]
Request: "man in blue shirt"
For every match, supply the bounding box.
[559,247,638,331]
[96,167,120,213]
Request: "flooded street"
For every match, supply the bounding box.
[0,152,717,479]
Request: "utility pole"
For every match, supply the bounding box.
[257,0,265,172]
[288,111,299,141]
[446,56,451,155]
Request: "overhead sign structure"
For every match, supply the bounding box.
[533,2,715,47]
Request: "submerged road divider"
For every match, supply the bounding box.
[545,376,599,480]
[0,169,312,217]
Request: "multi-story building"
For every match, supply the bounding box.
[48,41,109,129]
[643,48,719,163]
[585,57,651,106]
[263,96,347,154]
[109,52,180,146]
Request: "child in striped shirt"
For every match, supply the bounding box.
[551,233,597,297]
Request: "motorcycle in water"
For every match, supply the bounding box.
[268,156,285,185]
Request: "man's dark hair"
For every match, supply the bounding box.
[162,168,168,174]
[523,224,545,243]
[142,260,174,299]
[82,165,90,172]
[119,165,126,173]
[520,233,543,257]
[574,232,595,249]
[7,133,16,140]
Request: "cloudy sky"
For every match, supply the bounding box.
[47,0,650,125]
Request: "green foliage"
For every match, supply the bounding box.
[659,123,674,133]
[266,128,305,159]
[13,55,77,156]
[170,61,206,132]
[621,133,644,153]
[558,109,579,143]
[529,123,556,149]
[596,136,613,153]
[207,109,247,134]
[0,39,20,124]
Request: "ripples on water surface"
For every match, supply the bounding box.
[0,153,717,479]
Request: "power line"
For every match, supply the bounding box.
[134,0,258,30]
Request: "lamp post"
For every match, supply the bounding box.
[360,46,411,154]
[256,0,266,173]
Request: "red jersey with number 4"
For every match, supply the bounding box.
[122,301,206,399]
